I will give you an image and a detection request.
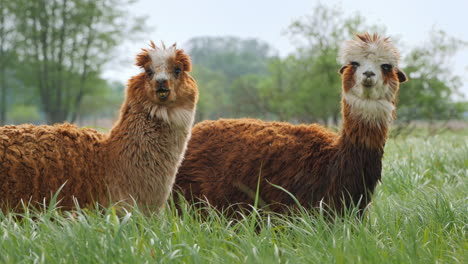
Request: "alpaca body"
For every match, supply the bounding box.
[0,108,193,210]
[175,116,383,212]
[176,119,335,211]
[175,33,406,213]
[0,43,198,211]
[0,124,106,208]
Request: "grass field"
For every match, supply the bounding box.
[0,133,467,263]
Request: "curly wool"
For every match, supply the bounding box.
[0,124,105,209]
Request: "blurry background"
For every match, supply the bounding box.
[1,0,467,136]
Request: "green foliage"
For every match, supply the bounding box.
[3,0,146,124]
[187,37,276,120]
[272,4,365,123]
[0,0,20,125]
[79,80,124,118]
[0,134,466,263]
[1,2,466,125]
[453,101,468,120]
[229,75,269,118]
[187,36,274,81]
[7,104,40,124]
[398,30,468,121]
[189,4,466,124]
[191,65,230,121]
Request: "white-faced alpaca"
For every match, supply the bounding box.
[175,33,407,214]
[0,42,198,211]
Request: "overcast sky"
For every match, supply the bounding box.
[102,0,468,97]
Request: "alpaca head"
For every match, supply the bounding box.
[339,33,407,124]
[127,42,198,117]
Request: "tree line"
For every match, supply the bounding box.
[0,2,466,126]
[190,5,467,125]
[0,0,143,125]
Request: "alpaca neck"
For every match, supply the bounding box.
[324,97,393,210]
[103,100,194,207]
[340,93,393,149]
[108,101,193,148]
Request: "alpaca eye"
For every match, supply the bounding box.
[381,64,392,71]
[351,61,360,67]
[174,68,182,76]
[146,68,153,76]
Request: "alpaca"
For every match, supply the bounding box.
[0,42,198,211]
[175,33,407,214]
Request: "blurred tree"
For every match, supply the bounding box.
[187,36,276,119]
[256,56,298,121]
[282,4,382,124]
[8,104,41,124]
[78,80,124,120]
[187,5,466,127]
[11,0,146,124]
[187,36,274,81]
[229,74,270,118]
[398,29,467,121]
[191,65,229,121]
[453,101,468,120]
[0,0,19,125]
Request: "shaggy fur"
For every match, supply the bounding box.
[175,33,407,214]
[0,42,198,211]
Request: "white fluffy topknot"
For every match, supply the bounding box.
[339,33,401,67]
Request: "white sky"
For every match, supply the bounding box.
[102,0,468,97]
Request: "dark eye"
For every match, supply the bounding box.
[145,68,153,77]
[350,61,360,67]
[381,64,392,71]
[174,68,182,76]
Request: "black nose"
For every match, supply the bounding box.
[363,71,375,77]
[156,79,168,88]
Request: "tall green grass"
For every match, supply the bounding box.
[0,134,467,263]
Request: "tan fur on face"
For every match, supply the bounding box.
[0,42,198,212]
[131,43,198,130]
[134,43,197,112]
[339,33,406,126]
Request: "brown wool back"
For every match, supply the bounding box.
[175,119,338,212]
[0,124,106,209]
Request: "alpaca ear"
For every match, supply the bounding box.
[176,49,192,72]
[135,49,151,68]
[339,65,348,75]
[396,69,408,83]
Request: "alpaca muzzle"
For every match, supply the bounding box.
[155,79,170,100]
[156,87,170,100]
[362,71,375,88]
[362,77,374,88]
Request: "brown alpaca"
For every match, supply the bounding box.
[0,42,198,211]
[175,33,407,213]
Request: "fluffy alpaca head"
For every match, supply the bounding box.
[339,33,408,124]
[126,41,198,126]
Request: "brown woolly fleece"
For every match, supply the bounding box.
[0,42,198,212]
[175,33,407,214]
